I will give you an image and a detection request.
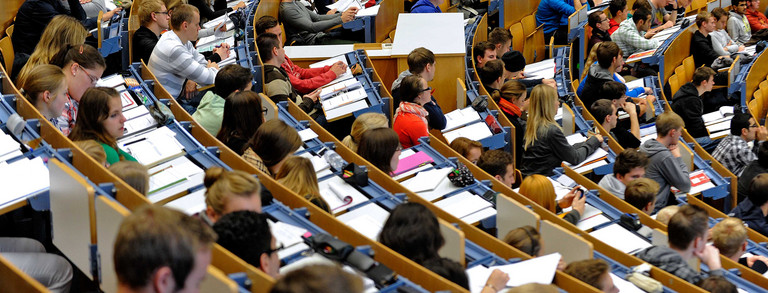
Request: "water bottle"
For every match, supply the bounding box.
[323,148,346,171]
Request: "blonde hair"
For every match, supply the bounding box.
[581,43,602,81]
[275,156,329,210]
[18,64,67,119]
[523,85,560,150]
[109,161,150,195]
[204,167,261,216]
[139,0,166,26]
[341,113,389,152]
[519,174,557,213]
[655,205,680,225]
[655,111,685,137]
[711,218,747,258]
[74,140,107,166]
[449,137,483,158]
[17,15,87,85]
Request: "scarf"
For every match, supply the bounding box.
[395,101,428,125]
[499,98,522,118]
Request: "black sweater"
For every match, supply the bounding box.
[691,30,722,68]
[670,82,708,138]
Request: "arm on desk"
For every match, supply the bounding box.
[281,3,343,33]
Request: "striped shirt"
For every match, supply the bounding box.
[148,30,218,98]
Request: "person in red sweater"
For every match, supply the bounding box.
[746,0,768,31]
[393,75,431,148]
[255,16,347,94]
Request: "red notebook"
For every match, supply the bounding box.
[392,152,434,175]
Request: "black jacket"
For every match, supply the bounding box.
[580,64,613,108]
[691,30,722,69]
[189,0,233,22]
[670,82,708,138]
[730,198,768,238]
[587,29,611,54]
[502,110,526,165]
[520,123,602,177]
[738,161,768,203]
[13,0,95,55]
[132,26,158,64]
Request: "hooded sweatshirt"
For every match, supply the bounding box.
[598,174,626,199]
[579,64,613,108]
[670,82,708,138]
[730,198,768,237]
[635,246,724,284]
[639,139,691,213]
[410,0,441,13]
[390,70,447,130]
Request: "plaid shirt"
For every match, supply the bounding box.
[55,94,78,136]
[712,135,758,176]
[612,18,660,57]
[242,148,271,176]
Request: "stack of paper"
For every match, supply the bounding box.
[147,156,205,203]
[268,220,311,259]
[523,59,556,80]
[575,204,611,231]
[337,203,390,240]
[684,170,716,195]
[322,87,367,110]
[0,157,49,209]
[319,78,362,100]
[466,253,562,292]
[297,152,333,178]
[0,134,22,162]
[626,49,657,63]
[434,191,495,223]
[324,100,368,121]
[589,223,652,254]
[119,127,186,167]
[403,167,453,193]
[318,175,369,214]
[202,13,234,30]
[164,188,207,215]
[326,0,380,18]
[96,74,126,88]
[442,121,493,144]
[443,107,482,132]
[563,148,609,173]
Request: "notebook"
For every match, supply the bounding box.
[392,151,434,175]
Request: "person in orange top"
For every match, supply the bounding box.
[393,75,431,148]
[746,0,768,31]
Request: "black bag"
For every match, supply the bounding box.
[471,94,488,112]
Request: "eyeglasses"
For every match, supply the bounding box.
[264,244,285,255]
[154,11,169,15]
[420,87,432,93]
[601,18,610,22]
[750,124,759,128]
[78,64,100,85]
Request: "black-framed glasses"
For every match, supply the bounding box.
[265,244,285,255]
[154,11,169,15]
[420,86,432,93]
[601,18,610,22]
[750,124,759,128]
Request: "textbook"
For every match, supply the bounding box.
[119,126,186,167]
[319,78,362,100]
[392,151,434,175]
[589,223,651,254]
[321,87,367,111]
[442,121,493,144]
[164,188,206,216]
[147,156,205,203]
[442,107,481,132]
[309,54,352,86]
[337,203,389,241]
[318,175,369,214]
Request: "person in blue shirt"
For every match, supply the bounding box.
[410,0,443,13]
[536,0,583,45]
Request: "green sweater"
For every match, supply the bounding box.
[191,91,225,135]
[101,142,138,165]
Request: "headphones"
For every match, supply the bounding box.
[521,226,541,256]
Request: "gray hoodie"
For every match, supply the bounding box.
[639,139,691,213]
[727,11,751,44]
[391,70,413,93]
[635,246,724,284]
[598,174,626,199]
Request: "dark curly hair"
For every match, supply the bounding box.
[378,203,444,264]
[212,210,272,267]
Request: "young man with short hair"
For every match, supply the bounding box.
[639,111,691,213]
[191,65,253,135]
[737,141,768,202]
[473,41,497,69]
[730,174,768,237]
[649,0,676,29]
[592,90,640,148]
[624,178,659,214]
[500,51,557,89]
[598,148,649,198]
[711,8,747,56]
[608,0,629,34]
[114,205,216,293]
[635,205,725,283]
[588,11,613,53]
[488,27,513,58]
[711,217,768,274]
[580,42,625,106]
[612,8,660,58]
[670,67,718,151]
[712,113,768,176]
[390,47,447,130]
[257,33,324,122]
[477,150,516,188]
[478,60,505,94]
[564,259,619,293]
[213,210,281,278]
[133,0,170,64]
[745,0,768,32]
[255,16,347,95]
[729,0,756,44]
[692,11,731,70]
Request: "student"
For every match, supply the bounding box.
[0,237,73,293]
[68,87,135,165]
[588,10,613,53]
[473,41,497,69]
[746,0,768,32]
[536,0,580,45]
[729,0,757,45]
[598,148,649,199]
[203,167,262,224]
[712,113,768,176]
[635,205,725,283]
[255,16,347,95]
[216,91,265,155]
[578,44,656,110]
[737,142,768,202]
[242,119,302,176]
[74,140,107,167]
[15,15,87,85]
[492,80,527,164]
[257,33,324,122]
[188,0,245,23]
[692,11,732,73]
[500,51,558,89]
[148,4,227,101]
[488,27,513,57]
[410,0,443,13]
[12,0,94,55]
[624,178,659,214]
[612,8,660,58]
[506,284,560,293]
[449,137,483,164]
[50,44,106,136]
[477,149,516,188]
[341,112,388,152]
[390,47,447,130]
[269,265,364,293]
[192,65,253,135]
[279,0,359,45]
[133,0,171,64]
[564,259,619,293]
[670,67,719,151]
[591,98,641,149]
[730,174,768,237]
[519,175,586,225]
[649,0,676,29]
[520,85,602,177]
[698,276,738,293]
[711,217,768,274]
[213,211,280,277]
[113,205,216,293]
[608,0,628,34]
[639,111,690,213]
[357,128,401,175]
[393,75,431,148]
[503,225,542,257]
[109,161,150,195]
[275,156,331,213]
[18,65,68,126]
[656,205,680,225]
[711,8,747,57]
[478,60,505,94]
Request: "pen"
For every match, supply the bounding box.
[123,137,146,146]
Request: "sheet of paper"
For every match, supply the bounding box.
[309,54,352,86]
[415,174,463,202]
[0,157,49,207]
[298,152,330,172]
[164,188,207,215]
[119,127,185,166]
[322,88,367,110]
[297,128,318,142]
[589,223,652,254]
[337,203,389,240]
[565,133,587,145]
[434,191,492,220]
[576,213,611,231]
[320,78,362,100]
[443,107,481,132]
[563,148,608,169]
[96,74,125,88]
[490,253,561,287]
[462,206,497,224]
[356,5,380,17]
[466,265,493,293]
[611,273,646,293]
[442,121,493,144]
[147,156,205,203]
[403,167,453,193]
[325,100,368,121]
[0,134,20,157]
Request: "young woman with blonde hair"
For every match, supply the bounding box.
[518,174,585,225]
[341,112,389,152]
[109,161,150,195]
[520,85,602,177]
[17,65,68,126]
[203,167,262,224]
[50,44,107,135]
[16,15,88,85]
[275,156,330,213]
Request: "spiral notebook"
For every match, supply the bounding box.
[317,175,369,214]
